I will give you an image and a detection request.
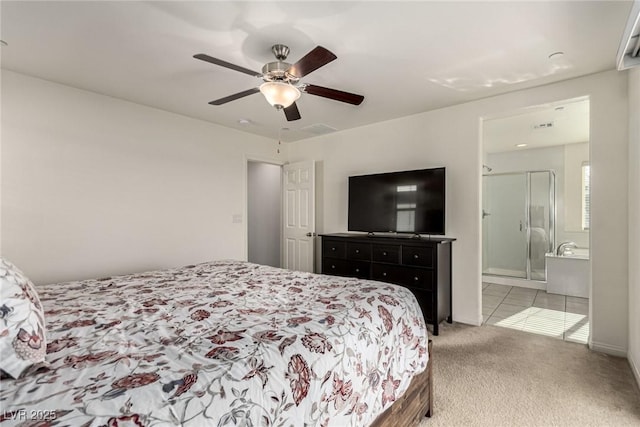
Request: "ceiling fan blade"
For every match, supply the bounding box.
[287,46,337,78]
[194,53,262,77]
[208,88,260,105]
[303,84,364,105]
[283,102,301,121]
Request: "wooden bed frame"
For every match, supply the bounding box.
[371,340,433,427]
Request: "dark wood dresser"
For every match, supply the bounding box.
[320,233,454,335]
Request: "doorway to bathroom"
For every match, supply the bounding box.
[481,97,590,344]
[247,161,282,268]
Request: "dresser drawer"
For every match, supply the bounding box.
[344,261,370,279]
[372,244,400,264]
[371,263,407,286]
[346,242,371,261]
[323,240,346,259]
[402,246,435,268]
[398,268,434,290]
[322,258,348,275]
[372,264,433,289]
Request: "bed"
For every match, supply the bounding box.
[1,259,431,426]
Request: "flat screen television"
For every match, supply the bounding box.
[348,167,445,235]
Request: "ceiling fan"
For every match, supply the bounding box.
[194,44,364,121]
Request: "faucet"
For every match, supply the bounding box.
[556,241,577,256]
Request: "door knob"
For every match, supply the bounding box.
[306,232,316,237]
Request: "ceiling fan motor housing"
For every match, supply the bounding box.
[262,61,294,82]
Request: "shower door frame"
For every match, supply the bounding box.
[483,170,556,282]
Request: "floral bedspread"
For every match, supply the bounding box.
[1,260,428,426]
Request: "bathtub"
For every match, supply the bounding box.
[545,249,590,298]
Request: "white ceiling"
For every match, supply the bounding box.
[0,1,633,142]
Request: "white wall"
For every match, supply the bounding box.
[287,70,629,355]
[1,70,282,284]
[487,145,565,175]
[248,162,281,268]
[0,66,2,256]
[628,67,640,384]
[588,72,629,356]
[1,68,632,357]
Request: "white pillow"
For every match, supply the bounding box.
[0,257,47,378]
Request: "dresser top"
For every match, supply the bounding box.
[320,232,456,244]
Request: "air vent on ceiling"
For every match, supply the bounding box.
[301,123,338,135]
[617,0,640,70]
[533,121,554,130]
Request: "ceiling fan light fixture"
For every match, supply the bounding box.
[259,81,300,109]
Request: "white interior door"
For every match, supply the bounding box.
[282,160,315,272]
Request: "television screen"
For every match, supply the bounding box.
[348,167,445,235]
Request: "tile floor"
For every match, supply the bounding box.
[482,283,589,344]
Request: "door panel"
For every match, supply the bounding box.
[299,188,310,228]
[285,238,296,269]
[483,174,527,278]
[529,171,552,281]
[282,161,315,272]
[298,239,312,272]
[286,190,296,227]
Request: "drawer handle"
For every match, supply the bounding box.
[382,251,387,256]
[414,276,419,281]
[355,249,360,254]
[355,268,360,273]
[414,254,419,259]
[382,272,387,277]
[331,265,336,269]
[332,247,336,251]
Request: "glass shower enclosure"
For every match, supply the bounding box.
[482,170,556,281]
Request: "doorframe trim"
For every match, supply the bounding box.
[243,155,285,265]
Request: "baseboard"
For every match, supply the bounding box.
[452,314,482,327]
[628,351,640,390]
[590,340,628,357]
[482,274,546,290]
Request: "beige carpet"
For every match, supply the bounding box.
[419,322,640,427]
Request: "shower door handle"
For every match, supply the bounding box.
[519,221,523,232]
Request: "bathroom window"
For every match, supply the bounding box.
[582,162,590,230]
